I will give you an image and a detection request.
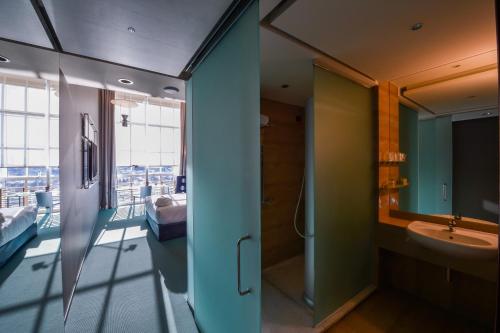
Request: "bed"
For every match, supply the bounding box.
[145,193,187,241]
[0,206,38,268]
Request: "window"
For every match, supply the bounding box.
[0,76,59,208]
[114,93,182,205]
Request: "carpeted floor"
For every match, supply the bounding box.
[65,205,197,333]
[0,213,64,333]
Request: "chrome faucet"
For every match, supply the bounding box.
[448,214,461,232]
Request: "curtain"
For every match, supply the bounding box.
[179,101,187,176]
[99,89,117,209]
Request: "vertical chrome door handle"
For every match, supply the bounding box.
[442,183,447,201]
[237,235,252,296]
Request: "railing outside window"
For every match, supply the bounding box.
[115,165,176,206]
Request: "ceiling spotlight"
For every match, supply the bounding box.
[163,86,179,94]
[411,22,423,31]
[118,78,134,85]
[128,26,136,33]
[281,84,290,89]
[0,55,10,63]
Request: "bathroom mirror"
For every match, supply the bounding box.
[388,54,499,224]
[0,40,64,331]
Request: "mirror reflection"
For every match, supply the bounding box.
[390,53,499,224]
[0,40,64,331]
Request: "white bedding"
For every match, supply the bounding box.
[145,193,187,224]
[0,206,37,247]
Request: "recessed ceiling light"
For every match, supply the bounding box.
[281,84,289,89]
[128,26,136,33]
[163,86,179,94]
[452,64,461,68]
[0,55,10,63]
[118,78,134,85]
[411,22,423,31]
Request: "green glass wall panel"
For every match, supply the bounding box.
[188,2,261,332]
[399,104,419,212]
[418,116,452,214]
[313,67,376,324]
[435,116,453,213]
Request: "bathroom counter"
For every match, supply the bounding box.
[378,216,410,229]
[376,220,498,282]
[380,210,498,234]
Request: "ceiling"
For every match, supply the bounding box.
[60,53,185,100]
[0,0,234,78]
[0,0,53,48]
[0,40,185,99]
[260,0,498,115]
[260,28,313,106]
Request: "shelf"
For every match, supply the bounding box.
[380,183,409,190]
[380,178,409,190]
[379,160,406,165]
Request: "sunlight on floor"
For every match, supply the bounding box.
[25,238,61,258]
[111,205,146,221]
[94,205,148,245]
[23,213,61,258]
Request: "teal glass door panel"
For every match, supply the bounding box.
[188,1,261,332]
[313,67,376,324]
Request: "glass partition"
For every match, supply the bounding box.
[0,40,63,332]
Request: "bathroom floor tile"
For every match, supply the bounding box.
[326,288,490,333]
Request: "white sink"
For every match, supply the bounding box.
[407,221,498,260]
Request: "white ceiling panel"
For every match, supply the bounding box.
[42,0,233,76]
[0,0,53,48]
[404,69,498,115]
[272,0,497,82]
[59,53,185,100]
[0,40,59,81]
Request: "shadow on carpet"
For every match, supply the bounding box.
[65,206,197,333]
[0,213,64,333]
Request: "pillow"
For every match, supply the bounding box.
[155,197,173,207]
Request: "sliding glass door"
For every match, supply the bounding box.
[187,1,261,332]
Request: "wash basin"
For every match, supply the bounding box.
[407,221,498,260]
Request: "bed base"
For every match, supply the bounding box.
[0,223,37,268]
[146,211,186,241]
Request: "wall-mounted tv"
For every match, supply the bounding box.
[82,113,98,189]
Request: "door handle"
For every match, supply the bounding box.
[442,183,447,201]
[237,235,252,296]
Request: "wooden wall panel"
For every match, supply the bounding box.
[378,81,401,219]
[261,98,305,269]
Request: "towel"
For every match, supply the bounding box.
[0,212,5,224]
[155,197,173,207]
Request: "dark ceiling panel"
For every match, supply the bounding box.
[0,0,53,48]
[41,0,233,77]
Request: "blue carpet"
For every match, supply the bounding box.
[0,213,64,333]
[65,206,197,333]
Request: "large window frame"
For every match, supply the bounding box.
[0,75,59,208]
[114,93,181,206]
